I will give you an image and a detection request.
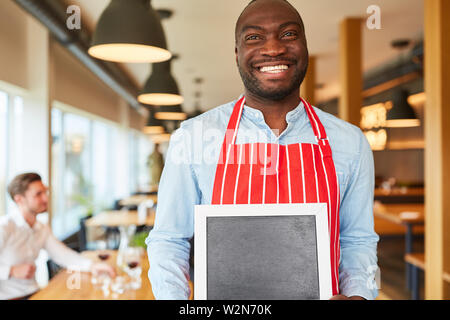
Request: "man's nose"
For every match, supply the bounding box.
[260,37,287,56]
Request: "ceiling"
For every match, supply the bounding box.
[68,0,424,113]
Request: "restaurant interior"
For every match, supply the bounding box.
[0,0,448,300]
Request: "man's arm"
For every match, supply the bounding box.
[44,232,116,278]
[146,127,200,300]
[44,227,93,272]
[0,222,11,280]
[338,130,380,300]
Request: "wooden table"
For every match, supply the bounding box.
[85,210,155,228]
[30,250,193,300]
[374,187,425,197]
[374,202,424,253]
[374,202,425,291]
[119,195,158,208]
[373,203,425,226]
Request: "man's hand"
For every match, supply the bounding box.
[330,295,365,300]
[10,263,36,279]
[91,263,116,278]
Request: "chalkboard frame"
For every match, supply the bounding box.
[194,203,332,300]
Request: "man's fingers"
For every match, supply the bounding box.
[330,295,349,300]
[92,263,117,278]
[27,266,36,278]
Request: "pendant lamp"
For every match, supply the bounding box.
[89,0,171,63]
[188,78,204,119]
[143,109,165,135]
[150,133,172,144]
[188,103,203,119]
[138,59,184,106]
[386,89,420,128]
[154,105,187,121]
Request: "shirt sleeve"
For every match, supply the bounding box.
[44,226,93,272]
[0,221,11,280]
[146,127,200,300]
[338,130,380,300]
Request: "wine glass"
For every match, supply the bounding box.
[96,240,110,261]
[91,240,111,289]
[123,247,142,290]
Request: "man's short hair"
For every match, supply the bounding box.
[8,173,42,200]
[235,0,303,43]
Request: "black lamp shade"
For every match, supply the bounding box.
[89,0,171,63]
[386,90,420,128]
[154,104,187,121]
[143,109,165,135]
[188,101,203,119]
[138,60,184,106]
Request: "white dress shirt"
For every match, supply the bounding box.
[0,212,92,300]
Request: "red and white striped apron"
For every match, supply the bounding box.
[211,96,341,295]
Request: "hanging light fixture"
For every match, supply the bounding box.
[155,104,187,121]
[384,39,420,128]
[150,133,172,144]
[188,101,203,119]
[188,77,204,119]
[143,109,165,135]
[386,89,420,128]
[138,58,184,106]
[89,0,171,63]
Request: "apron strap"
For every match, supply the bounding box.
[301,97,333,157]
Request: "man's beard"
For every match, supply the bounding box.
[238,62,308,101]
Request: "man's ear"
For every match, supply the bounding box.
[235,47,238,64]
[13,194,23,205]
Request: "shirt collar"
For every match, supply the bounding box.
[242,100,306,124]
[11,211,41,231]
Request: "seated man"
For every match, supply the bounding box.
[0,173,115,300]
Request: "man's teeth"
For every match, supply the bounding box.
[259,65,289,73]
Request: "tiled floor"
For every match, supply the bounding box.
[377,235,425,300]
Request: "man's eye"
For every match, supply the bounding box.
[245,35,261,41]
[282,31,297,38]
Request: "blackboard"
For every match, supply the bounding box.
[194,203,332,300]
[206,215,319,300]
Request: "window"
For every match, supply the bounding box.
[0,91,24,216]
[52,112,92,238]
[137,132,152,190]
[0,91,8,215]
[92,121,113,210]
[128,130,138,193]
[128,129,153,193]
[51,108,64,233]
[51,106,148,239]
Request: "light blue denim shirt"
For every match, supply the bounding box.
[146,99,379,300]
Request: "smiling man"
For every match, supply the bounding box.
[147,0,379,300]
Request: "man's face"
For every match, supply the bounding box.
[235,0,309,101]
[15,181,49,215]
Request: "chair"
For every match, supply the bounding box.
[78,216,90,251]
[46,259,62,280]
